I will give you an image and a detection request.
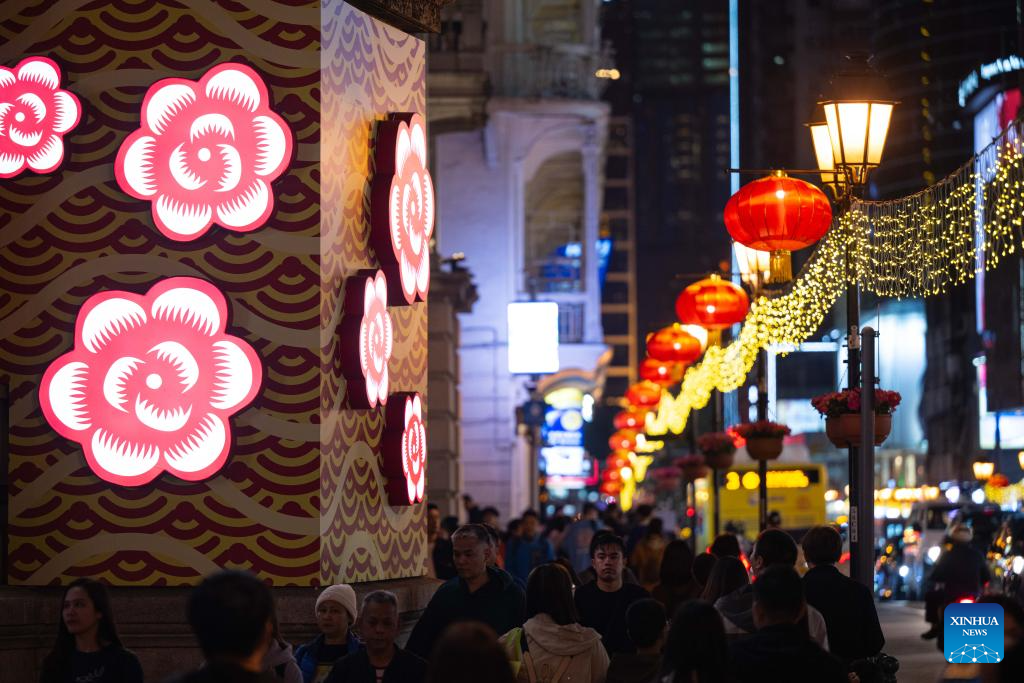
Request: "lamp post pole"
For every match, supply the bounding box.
[854,327,876,588]
[711,389,723,538]
[757,348,769,531]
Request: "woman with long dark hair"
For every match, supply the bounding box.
[657,600,733,683]
[651,540,698,617]
[40,578,143,683]
[700,556,749,605]
[499,563,609,682]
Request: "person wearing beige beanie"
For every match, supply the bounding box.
[295,584,362,683]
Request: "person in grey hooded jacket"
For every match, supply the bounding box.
[499,563,609,683]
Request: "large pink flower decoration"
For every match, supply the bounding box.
[382,393,427,505]
[0,56,81,178]
[371,113,434,305]
[39,278,263,486]
[114,62,292,241]
[340,270,393,409]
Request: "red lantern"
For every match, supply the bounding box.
[724,172,832,282]
[647,325,703,364]
[599,481,621,496]
[675,274,749,331]
[606,451,630,470]
[602,467,622,482]
[639,357,680,386]
[614,409,646,431]
[626,381,663,408]
[609,429,638,452]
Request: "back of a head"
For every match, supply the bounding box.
[661,600,729,679]
[659,539,696,587]
[709,533,741,558]
[426,622,516,683]
[188,570,273,661]
[691,552,718,588]
[441,515,460,536]
[636,504,654,520]
[627,599,667,650]
[582,502,598,518]
[646,517,664,537]
[753,529,798,568]
[801,526,843,566]
[753,565,804,624]
[701,555,750,603]
[526,563,578,625]
[590,530,626,558]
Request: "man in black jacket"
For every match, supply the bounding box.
[730,565,847,682]
[801,525,885,664]
[326,591,425,683]
[574,531,650,656]
[405,523,526,658]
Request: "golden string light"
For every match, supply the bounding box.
[646,118,1024,436]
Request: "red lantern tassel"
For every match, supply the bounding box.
[769,249,792,284]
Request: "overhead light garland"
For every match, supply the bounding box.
[647,117,1024,436]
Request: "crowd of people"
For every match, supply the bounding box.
[37,497,1024,682]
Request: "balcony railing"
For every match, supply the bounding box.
[492,43,611,101]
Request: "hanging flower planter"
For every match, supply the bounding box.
[674,454,708,481]
[812,388,901,448]
[697,432,736,470]
[730,421,791,461]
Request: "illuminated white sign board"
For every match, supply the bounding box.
[959,55,1024,107]
[507,302,559,374]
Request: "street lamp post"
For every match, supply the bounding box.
[813,53,896,589]
[734,242,773,531]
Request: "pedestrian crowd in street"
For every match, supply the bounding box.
[38,496,1024,683]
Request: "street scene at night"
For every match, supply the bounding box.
[1,0,1024,682]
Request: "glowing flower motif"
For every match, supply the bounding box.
[371,113,434,305]
[114,62,292,241]
[383,393,427,505]
[358,271,393,408]
[0,56,81,178]
[39,278,262,486]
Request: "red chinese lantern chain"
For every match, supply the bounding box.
[675,275,749,330]
[724,174,832,252]
[639,357,680,386]
[647,325,702,364]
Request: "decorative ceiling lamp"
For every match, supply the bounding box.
[724,171,833,283]
[675,274,749,346]
[818,53,896,188]
[733,242,771,292]
[639,357,681,387]
[626,380,663,409]
[646,324,703,365]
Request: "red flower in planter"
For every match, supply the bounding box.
[39,278,262,486]
[115,62,292,241]
[0,56,81,177]
[382,393,427,505]
[371,113,434,304]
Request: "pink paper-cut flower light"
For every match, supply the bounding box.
[382,392,427,506]
[359,270,393,408]
[371,113,434,305]
[0,56,81,178]
[114,62,292,241]
[39,277,263,486]
[340,270,394,409]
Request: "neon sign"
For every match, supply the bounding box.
[370,113,434,304]
[39,278,262,486]
[958,55,1024,107]
[0,56,81,178]
[381,393,427,505]
[341,270,394,409]
[115,62,293,240]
